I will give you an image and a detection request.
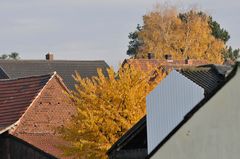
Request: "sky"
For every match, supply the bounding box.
[0,0,239,68]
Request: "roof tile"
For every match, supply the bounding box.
[0,74,52,132]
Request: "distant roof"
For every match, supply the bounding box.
[0,60,109,90]
[123,59,210,72]
[0,73,53,133]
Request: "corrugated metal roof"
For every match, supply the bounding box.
[0,74,52,132]
[0,60,109,90]
[146,70,205,153]
[179,66,230,94]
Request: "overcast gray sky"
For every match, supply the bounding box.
[0,0,239,68]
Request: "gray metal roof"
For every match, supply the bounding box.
[0,60,109,90]
[178,65,232,94]
[0,67,9,79]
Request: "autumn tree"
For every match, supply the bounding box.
[59,65,166,159]
[127,5,238,63]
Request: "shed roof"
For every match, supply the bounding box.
[0,73,53,133]
[0,60,109,90]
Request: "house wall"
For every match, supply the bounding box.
[10,76,76,158]
[151,65,240,159]
[13,76,75,135]
[146,70,204,153]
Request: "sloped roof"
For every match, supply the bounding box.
[146,63,238,158]
[178,65,232,94]
[0,74,53,133]
[0,60,109,90]
[107,64,235,158]
[13,134,71,159]
[0,67,9,79]
[107,116,147,155]
[0,72,75,158]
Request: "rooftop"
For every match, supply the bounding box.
[0,59,109,90]
[0,73,53,133]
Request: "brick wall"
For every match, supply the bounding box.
[13,76,75,135]
[7,76,77,158]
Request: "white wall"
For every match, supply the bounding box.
[151,66,240,159]
[146,70,204,153]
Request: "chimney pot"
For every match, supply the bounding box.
[148,52,155,59]
[185,56,190,64]
[46,53,54,61]
[165,54,173,62]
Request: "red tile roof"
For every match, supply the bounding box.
[0,74,53,133]
[14,133,72,159]
[124,59,210,72]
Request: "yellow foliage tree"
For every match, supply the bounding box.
[134,5,225,64]
[60,64,166,159]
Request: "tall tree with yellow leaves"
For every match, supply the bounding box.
[59,65,166,159]
[127,5,227,64]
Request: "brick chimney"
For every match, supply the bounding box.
[185,56,190,64]
[164,54,173,62]
[148,52,155,59]
[46,53,54,61]
[186,59,194,65]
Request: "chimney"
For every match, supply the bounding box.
[164,54,173,62]
[186,59,194,65]
[185,56,190,64]
[148,52,155,59]
[46,53,54,61]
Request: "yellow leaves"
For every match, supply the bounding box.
[137,5,225,64]
[60,64,166,158]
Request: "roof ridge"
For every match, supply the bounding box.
[0,72,54,82]
[0,60,107,62]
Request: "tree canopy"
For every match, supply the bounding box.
[59,65,166,158]
[0,52,20,60]
[127,5,239,62]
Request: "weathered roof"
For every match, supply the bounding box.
[0,60,109,90]
[0,74,53,133]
